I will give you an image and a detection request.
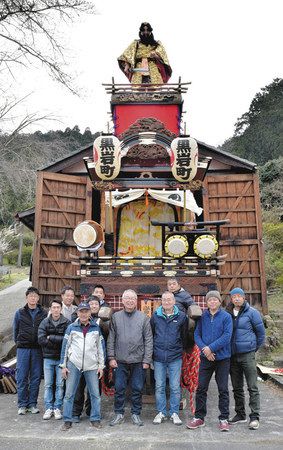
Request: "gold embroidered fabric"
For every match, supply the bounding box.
[117,199,175,257]
[118,40,172,84]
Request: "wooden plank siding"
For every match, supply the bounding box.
[203,173,267,313]
[32,172,92,306]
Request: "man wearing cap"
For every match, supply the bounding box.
[72,295,111,422]
[187,291,233,432]
[59,302,105,431]
[227,287,265,430]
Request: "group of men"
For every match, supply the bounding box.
[13,278,265,433]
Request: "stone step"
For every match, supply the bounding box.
[273,319,283,331]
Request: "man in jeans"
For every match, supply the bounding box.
[60,302,105,431]
[187,291,233,432]
[38,299,70,420]
[227,287,265,430]
[150,291,188,426]
[13,286,47,415]
[107,289,153,427]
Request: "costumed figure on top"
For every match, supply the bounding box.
[118,22,172,84]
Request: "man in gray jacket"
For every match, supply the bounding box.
[107,289,153,427]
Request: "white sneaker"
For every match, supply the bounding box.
[54,409,62,420]
[27,406,40,414]
[43,409,53,420]
[170,413,183,426]
[153,412,167,424]
[18,407,27,415]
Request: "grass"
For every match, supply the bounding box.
[267,289,282,316]
[0,266,30,290]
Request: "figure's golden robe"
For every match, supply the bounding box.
[118,40,172,84]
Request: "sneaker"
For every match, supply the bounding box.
[61,421,72,431]
[18,407,27,415]
[170,413,183,426]
[54,409,62,420]
[219,420,230,432]
[27,406,40,414]
[72,415,80,423]
[228,414,247,424]
[153,412,167,425]
[43,409,53,420]
[249,419,259,430]
[109,413,124,426]
[91,421,102,429]
[187,417,205,429]
[131,414,144,426]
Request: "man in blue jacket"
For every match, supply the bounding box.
[227,287,265,430]
[151,291,188,426]
[187,291,232,432]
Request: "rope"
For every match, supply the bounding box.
[181,345,200,414]
[101,367,115,397]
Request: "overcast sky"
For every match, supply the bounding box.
[9,0,283,146]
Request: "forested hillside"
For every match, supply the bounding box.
[220,78,282,165]
[221,78,283,290]
[0,126,98,225]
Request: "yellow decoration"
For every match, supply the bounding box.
[117,199,175,257]
[118,40,171,84]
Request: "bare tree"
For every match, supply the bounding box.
[0,1,95,93]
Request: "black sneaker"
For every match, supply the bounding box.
[109,413,124,426]
[228,414,247,424]
[132,414,144,426]
[91,421,102,429]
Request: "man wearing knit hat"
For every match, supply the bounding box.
[187,291,233,432]
[227,287,265,430]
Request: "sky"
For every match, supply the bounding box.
[7,0,283,147]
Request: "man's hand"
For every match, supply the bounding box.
[97,368,103,379]
[206,353,216,361]
[124,62,130,75]
[142,363,150,369]
[202,346,215,361]
[109,359,118,369]
[61,368,69,379]
[149,51,161,61]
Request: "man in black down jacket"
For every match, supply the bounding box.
[13,286,47,415]
[167,278,195,313]
[38,299,70,420]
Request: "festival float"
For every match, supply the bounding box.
[16,21,267,405]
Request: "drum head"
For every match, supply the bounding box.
[165,235,189,258]
[73,220,103,249]
[194,235,218,259]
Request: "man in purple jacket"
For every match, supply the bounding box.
[187,291,233,432]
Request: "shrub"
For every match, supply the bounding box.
[5,246,33,266]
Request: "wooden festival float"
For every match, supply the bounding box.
[17,82,267,313]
